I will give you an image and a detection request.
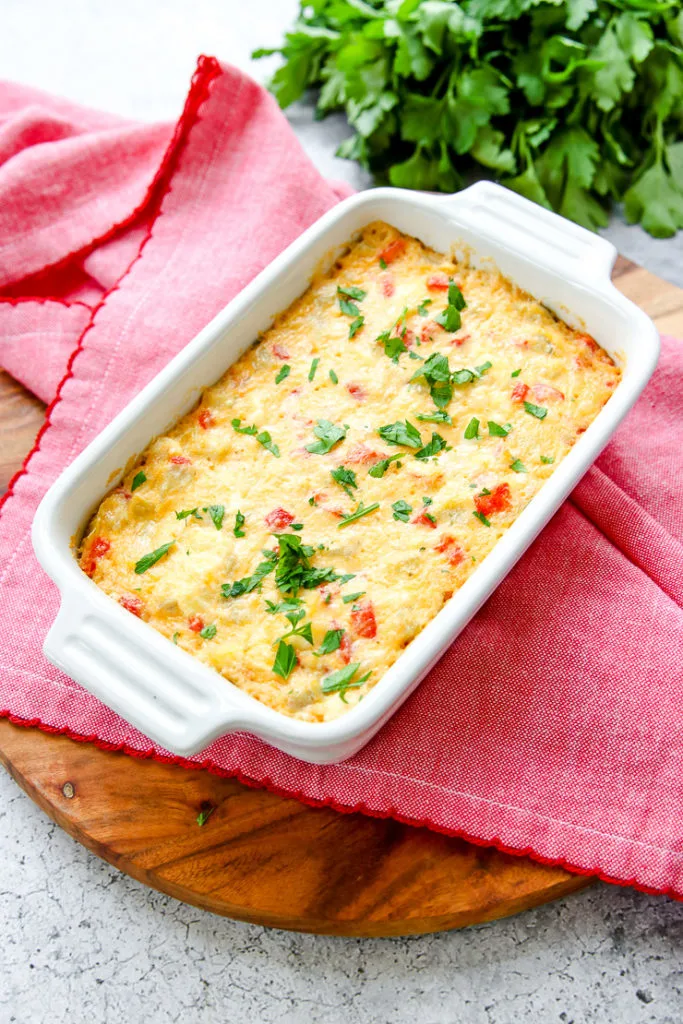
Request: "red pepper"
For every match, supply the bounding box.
[435,535,466,566]
[119,594,143,617]
[346,382,367,401]
[379,238,406,265]
[351,600,377,639]
[426,272,450,290]
[379,273,395,297]
[475,483,512,517]
[265,507,295,531]
[169,454,192,465]
[188,615,204,633]
[198,409,215,429]
[511,382,529,403]
[411,510,437,529]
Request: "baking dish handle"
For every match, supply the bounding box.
[435,181,617,282]
[43,592,246,757]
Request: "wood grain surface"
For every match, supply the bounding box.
[1,257,681,936]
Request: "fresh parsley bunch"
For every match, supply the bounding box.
[253,0,683,237]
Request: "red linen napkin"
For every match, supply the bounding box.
[1,57,683,901]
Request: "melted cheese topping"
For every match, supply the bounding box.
[80,222,620,722]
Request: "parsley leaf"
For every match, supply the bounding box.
[331,466,358,498]
[339,297,360,317]
[233,510,246,537]
[135,541,175,574]
[306,419,347,454]
[315,629,344,656]
[275,365,291,384]
[329,369,338,384]
[488,420,511,437]
[417,298,432,316]
[231,418,258,435]
[257,431,280,457]
[378,419,422,448]
[510,458,527,473]
[205,504,225,531]
[308,357,320,382]
[222,550,278,598]
[349,315,365,338]
[380,331,408,363]
[473,511,491,528]
[199,623,217,639]
[176,508,201,520]
[338,501,380,528]
[392,499,412,522]
[131,470,146,491]
[541,455,555,464]
[511,369,521,378]
[343,591,365,604]
[417,410,452,424]
[272,640,297,680]
[321,663,371,702]
[464,417,480,440]
[524,401,548,420]
[337,285,367,301]
[414,432,447,460]
[368,453,403,478]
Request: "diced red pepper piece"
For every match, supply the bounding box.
[272,343,290,360]
[345,444,382,465]
[475,483,512,518]
[451,332,470,347]
[119,593,143,617]
[339,631,353,665]
[379,238,406,265]
[198,409,215,429]
[351,600,377,639]
[412,510,437,529]
[188,615,204,633]
[531,382,564,402]
[435,535,466,566]
[346,382,367,401]
[82,535,111,576]
[426,272,450,290]
[265,507,295,531]
[511,382,529,403]
[577,332,598,352]
[420,320,441,344]
[169,454,192,465]
[379,273,395,297]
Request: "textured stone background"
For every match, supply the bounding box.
[1,2,682,1022]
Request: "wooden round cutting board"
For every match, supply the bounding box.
[1,257,681,936]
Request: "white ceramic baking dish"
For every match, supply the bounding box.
[32,182,659,764]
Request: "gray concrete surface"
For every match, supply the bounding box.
[1,3,682,1022]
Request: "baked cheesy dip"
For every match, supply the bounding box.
[80,222,620,722]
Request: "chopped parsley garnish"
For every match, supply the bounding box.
[176,507,201,520]
[131,470,146,491]
[231,418,258,435]
[305,419,347,454]
[414,433,447,460]
[233,510,246,537]
[416,298,432,317]
[434,278,467,333]
[342,591,366,604]
[321,663,371,702]
[524,401,548,420]
[315,629,344,656]
[379,257,387,270]
[277,607,314,645]
[331,466,358,498]
[337,284,366,301]
[379,331,408,364]
[541,455,555,464]
[257,431,280,457]
[275,364,291,384]
[378,419,422,448]
[291,523,304,530]
[232,418,280,456]
[408,351,424,360]
[200,623,217,639]
[172,632,179,644]
[464,417,480,440]
[473,511,491,527]
[196,805,216,827]
[417,410,452,424]
[338,297,360,317]
[274,533,339,595]
[222,550,278,598]
[348,315,364,338]
[510,459,527,473]
[134,541,175,574]
[308,357,320,382]
[422,496,433,505]
[329,369,338,384]
[368,453,403,478]
[272,640,297,680]
[423,511,436,524]
[511,368,522,377]
[392,500,412,523]
[410,353,453,409]
[488,420,511,437]
[265,598,302,616]
[204,504,225,531]
[338,501,380,528]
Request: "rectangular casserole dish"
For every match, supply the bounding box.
[31,182,660,764]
